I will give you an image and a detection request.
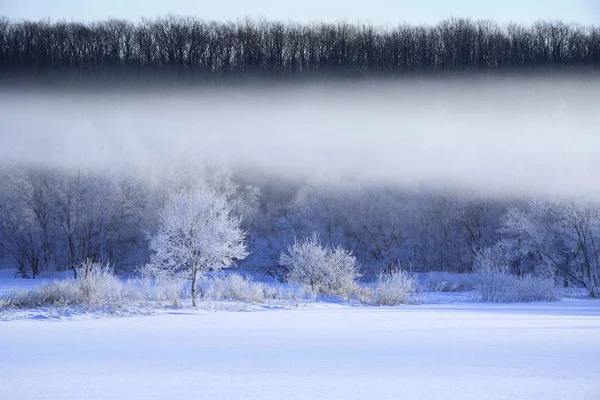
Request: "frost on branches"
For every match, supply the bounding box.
[147,188,248,306]
[500,199,600,298]
[280,233,361,298]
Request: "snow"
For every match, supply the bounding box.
[1,298,599,399]
[0,269,51,294]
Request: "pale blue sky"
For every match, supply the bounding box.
[0,0,598,25]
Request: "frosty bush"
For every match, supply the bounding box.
[261,282,318,302]
[135,263,187,306]
[280,233,361,298]
[196,273,323,303]
[508,275,558,303]
[127,277,186,307]
[374,268,415,306]
[1,261,126,312]
[472,248,510,301]
[202,273,265,303]
[0,260,192,313]
[417,272,476,292]
[473,248,557,302]
[475,273,558,303]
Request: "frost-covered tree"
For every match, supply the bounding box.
[290,178,353,247]
[52,170,116,277]
[412,193,470,273]
[0,169,58,277]
[289,179,411,275]
[500,199,600,298]
[147,188,248,306]
[344,185,411,273]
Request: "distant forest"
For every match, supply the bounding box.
[1,16,599,81]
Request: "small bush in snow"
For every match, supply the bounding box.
[473,248,557,302]
[126,277,186,307]
[508,275,558,302]
[417,272,476,292]
[197,273,317,303]
[0,261,191,313]
[475,273,558,303]
[202,273,265,303]
[280,233,361,298]
[374,268,415,306]
[135,263,187,306]
[261,282,317,301]
[1,261,126,312]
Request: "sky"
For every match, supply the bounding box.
[1,0,599,25]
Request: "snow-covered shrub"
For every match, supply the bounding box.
[1,262,126,312]
[473,248,557,302]
[135,263,187,306]
[475,273,558,303]
[261,282,318,301]
[201,273,316,303]
[374,268,415,306]
[473,247,511,302]
[475,272,512,302]
[507,275,558,302]
[202,273,265,303]
[126,277,186,307]
[417,272,476,292]
[280,233,361,298]
[261,283,284,299]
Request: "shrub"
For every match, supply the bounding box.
[374,268,416,306]
[508,275,558,302]
[473,248,557,302]
[474,273,558,303]
[126,277,186,307]
[280,233,361,298]
[1,262,126,312]
[202,273,265,303]
[0,261,190,313]
[416,272,477,292]
[261,282,317,301]
[135,263,187,306]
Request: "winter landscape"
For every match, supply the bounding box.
[1,0,600,399]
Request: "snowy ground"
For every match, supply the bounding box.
[0,268,73,294]
[2,295,599,400]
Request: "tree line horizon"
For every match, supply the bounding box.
[1,16,599,82]
[1,165,599,297]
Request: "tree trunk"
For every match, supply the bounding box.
[191,268,198,307]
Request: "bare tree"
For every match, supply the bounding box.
[0,17,598,81]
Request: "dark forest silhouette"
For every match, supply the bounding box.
[1,16,599,82]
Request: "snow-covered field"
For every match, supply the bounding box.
[1,273,599,400]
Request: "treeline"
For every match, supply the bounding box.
[2,165,599,296]
[0,166,500,278]
[1,16,599,82]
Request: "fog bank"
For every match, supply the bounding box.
[1,77,599,197]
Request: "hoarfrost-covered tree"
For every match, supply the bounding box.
[290,178,352,247]
[147,188,248,306]
[500,199,600,298]
[0,169,58,277]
